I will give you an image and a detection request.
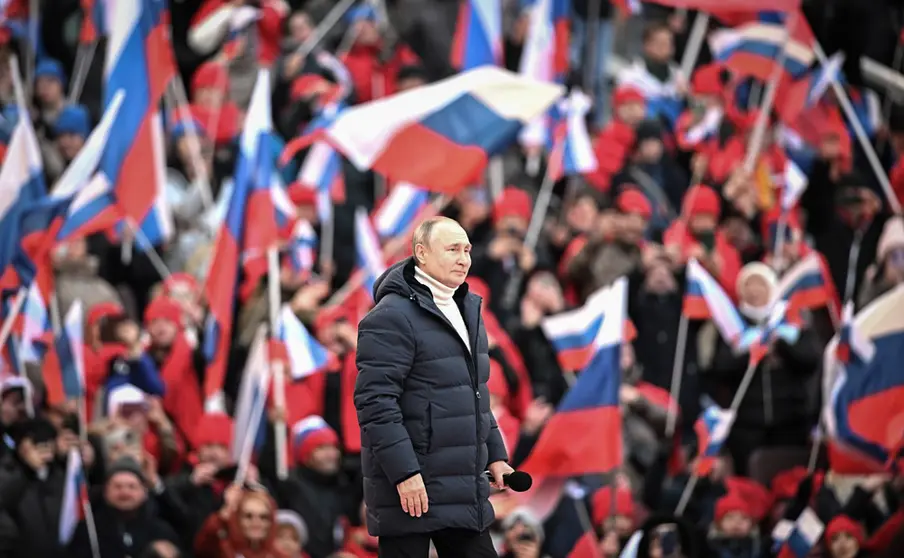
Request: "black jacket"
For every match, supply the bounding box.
[354,258,508,537]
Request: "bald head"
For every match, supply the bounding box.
[412,217,471,288]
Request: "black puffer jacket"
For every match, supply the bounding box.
[354,258,508,537]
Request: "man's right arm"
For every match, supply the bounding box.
[354,307,421,485]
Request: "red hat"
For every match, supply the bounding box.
[682,185,721,219]
[291,417,339,464]
[613,85,646,108]
[288,183,318,207]
[493,187,532,224]
[826,515,864,546]
[143,297,183,326]
[770,466,808,501]
[715,493,751,523]
[87,302,125,327]
[188,103,239,145]
[191,62,229,96]
[692,63,727,97]
[591,486,635,526]
[616,188,652,219]
[724,476,772,522]
[163,272,198,297]
[194,413,234,448]
[487,359,507,398]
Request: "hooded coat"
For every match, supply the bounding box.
[354,258,508,537]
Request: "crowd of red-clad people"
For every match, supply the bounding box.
[3,0,904,557]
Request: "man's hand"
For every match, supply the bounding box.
[397,473,429,517]
[191,462,218,486]
[488,461,515,490]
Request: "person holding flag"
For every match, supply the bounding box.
[354,216,511,557]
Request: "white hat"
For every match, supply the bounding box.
[737,262,777,295]
[276,510,309,546]
[106,384,146,417]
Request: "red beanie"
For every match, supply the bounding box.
[487,359,507,398]
[143,297,183,326]
[682,185,721,219]
[613,85,646,108]
[616,188,652,219]
[191,62,229,96]
[88,301,125,327]
[591,486,635,526]
[691,63,726,97]
[292,416,339,465]
[493,187,532,224]
[194,413,234,448]
[288,183,318,207]
[715,494,751,523]
[826,515,864,546]
[771,466,808,502]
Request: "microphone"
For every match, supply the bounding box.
[484,470,533,492]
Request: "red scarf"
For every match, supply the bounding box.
[160,335,204,449]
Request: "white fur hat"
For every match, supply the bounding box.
[737,262,778,295]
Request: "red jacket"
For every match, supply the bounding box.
[340,43,419,104]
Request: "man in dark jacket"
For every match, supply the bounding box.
[354,216,511,557]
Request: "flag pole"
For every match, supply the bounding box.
[679,13,710,85]
[0,289,27,349]
[294,0,358,60]
[68,41,98,104]
[266,246,289,480]
[167,77,215,211]
[664,314,689,438]
[676,358,759,515]
[772,213,790,273]
[813,41,903,215]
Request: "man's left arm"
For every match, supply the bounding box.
[486,409,508,465]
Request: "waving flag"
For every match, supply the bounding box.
[781,160,808,210]
[20,280,49,363]
[773,507,824,558]
[59,448,88,545]
[277,305,332,380]
[101,0,176,234]
[292,101,347,224]
[778,52,844,124]
[541,283,609,371]
[204,70,281,406]
[774,252,838,320]
[284,219,317,277]
[682,259,746,345]
[282,67,564,194]
[232,325,271,460]
[735,301,796,366]
[373,183,430,239]
[522,277,626,478]
[694,404,736,475]
[617,61,684,127]
[823,286,904,469]
[721,11,815,82]
[547,90,597,181]
[355,208,386,300]
[646,0,801,9]
[451,0,503,70]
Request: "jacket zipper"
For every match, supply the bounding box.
[413,293,484,527]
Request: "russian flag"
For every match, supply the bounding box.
[694,404,735,475]
[281,67,564,195]
[774,252,838,319]
[647,0,801,10]
[682,259,746,345]
[835,302,876,366]
[277,305,332,380]
[778,52,844,124]
[204,70,282,406]
[232,326,272,459]
[780,160,808,211]
[80,0,108,44]
[284,219,317,278]
[373,183,430,239]
[541,283,609,371]
[773,508,824,558]
[59,447,88,545]
[547,90,597,182]
[42,300,87,408]
[451,0,503,71]
[355,208,387,301]
[723,11,815,82]
[679,107,723,149]
[737,301,796,366]
[100,0,176,231]
[20,281,50,363]
[0,103,47,292]
[292,102,348,223]
[521,277,626,478]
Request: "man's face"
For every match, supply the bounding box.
[57,133,85,161]
[719,511,752,538]
[275,525,302,556]
[617,101,646,127]
[829,533,859,558]
[288,12,313,43]
[308,444,341,475]
[740,275,771,308]
[35,76,63,106]
[619,212,648,244]
[148,318,179,348]
[416,221,472,289]
[105,472,146,512]
[0,389,26,425]
[644,29,674,62]
[637,139,663,163]
[197,443,230,468]
[353,20,380,45]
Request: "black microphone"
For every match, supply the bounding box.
[485,470,532,492]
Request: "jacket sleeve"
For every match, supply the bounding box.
[354,307,421,486]
[773,328,821,374]
[128,354,166,396]
[486,412,508,465]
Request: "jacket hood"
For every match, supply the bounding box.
[373,258,415,302]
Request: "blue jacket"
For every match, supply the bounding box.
[354,258,508,537]
[104,354,165,403]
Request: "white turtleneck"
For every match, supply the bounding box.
[414,266,471,352]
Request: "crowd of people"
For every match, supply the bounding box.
[3,0,904,557]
